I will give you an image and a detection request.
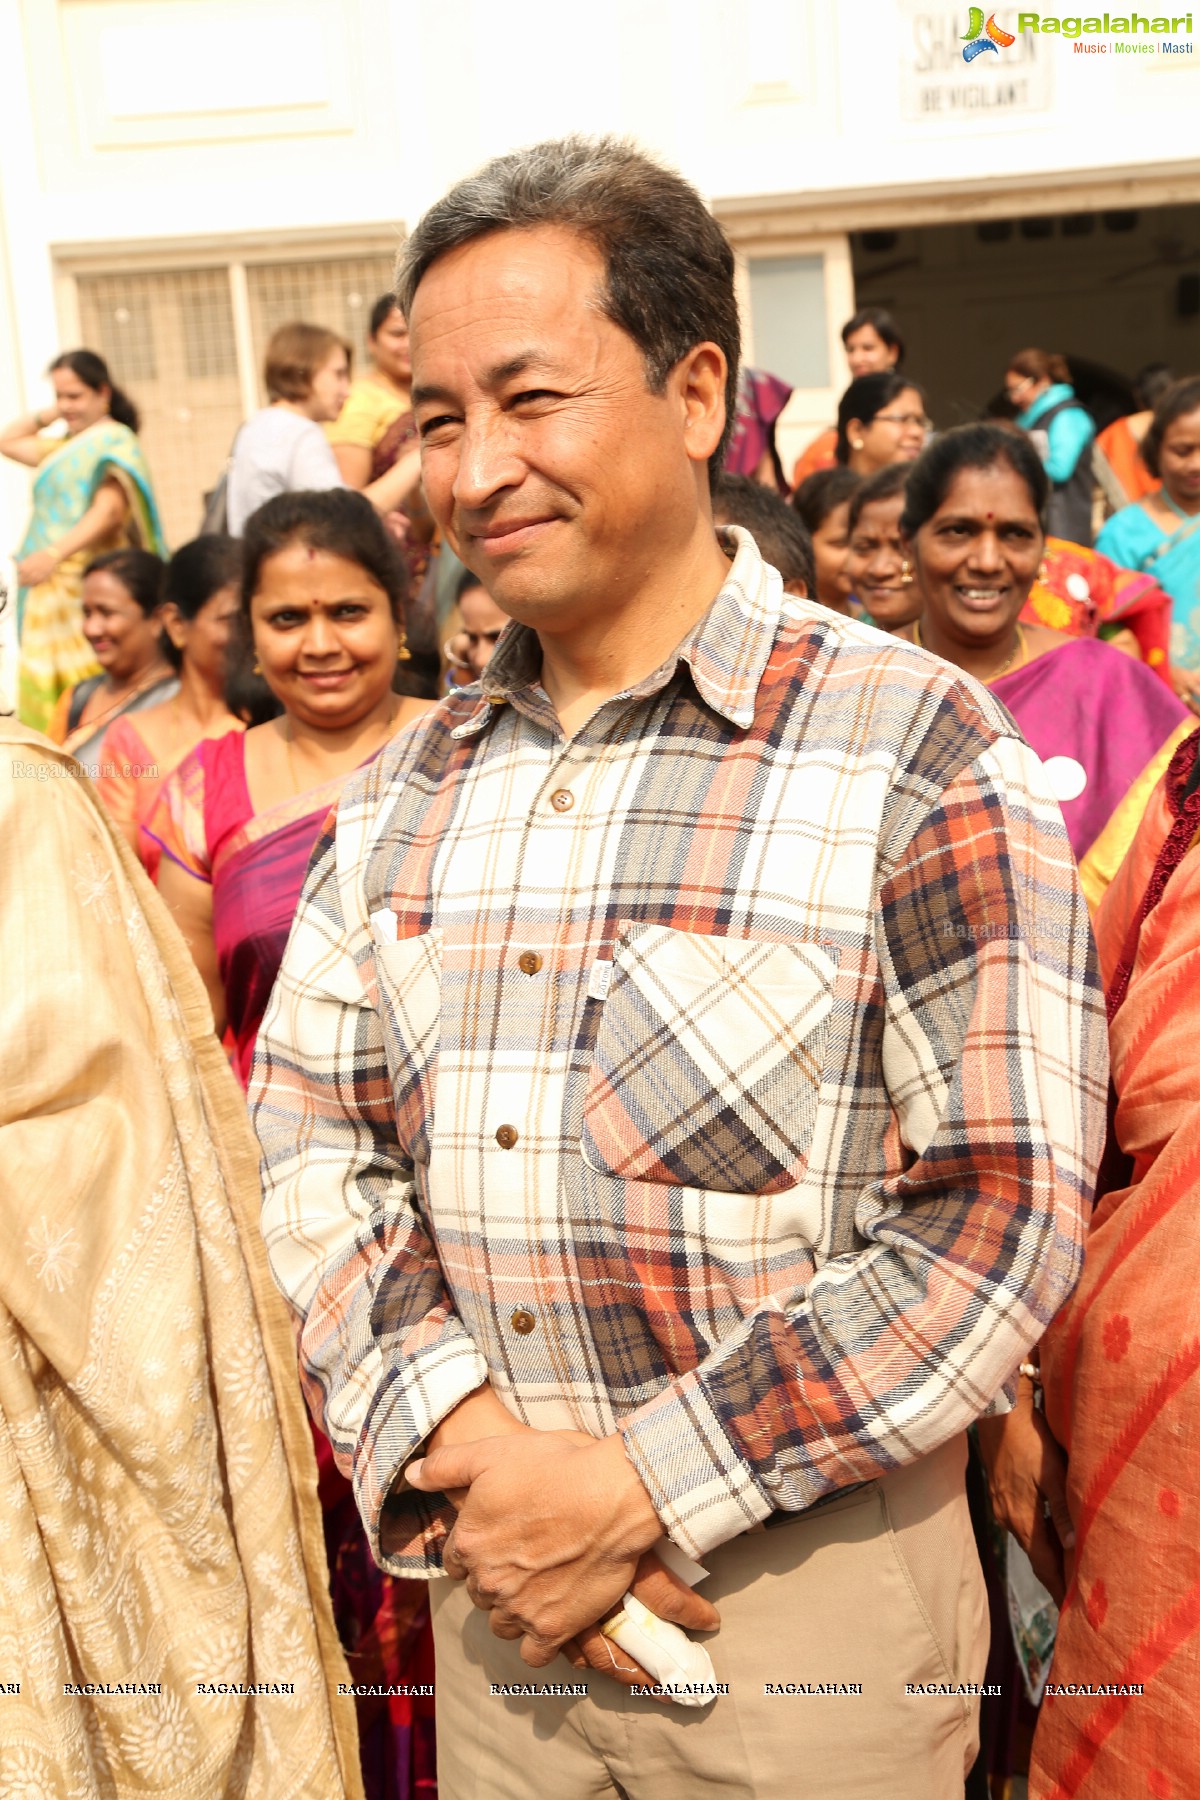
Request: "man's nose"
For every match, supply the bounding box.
[454,409,523,511]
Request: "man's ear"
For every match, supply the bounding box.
[675,342,727,469]
[783,578,809,599]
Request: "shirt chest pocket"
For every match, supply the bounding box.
[581,925,839,1196]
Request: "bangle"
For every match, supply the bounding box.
[1018,1361,1042,1385]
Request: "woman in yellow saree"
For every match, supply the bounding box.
[1,349,165,732]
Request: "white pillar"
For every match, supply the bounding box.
[0,0,60,694]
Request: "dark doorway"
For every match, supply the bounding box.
[850,201,1200,429]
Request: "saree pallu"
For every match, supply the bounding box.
[724,367,793,492]
[991,637,1192,910]
[147,730,348,1087]
[1096,500,1200,674]
[1020,537,1174,686]
[147,729,437,1799]
[1031,730,1200,1800]
[370,407,418,484]
[789,424,838,488]
[1094,415,1157,507]
[94,709,243,879]
[49,671,180,775]
[0,720,361,1799]
[17,420,166,732]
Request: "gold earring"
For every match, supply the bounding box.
[252,658,262,675]
[899,560,914,586]
[396,636,411,663]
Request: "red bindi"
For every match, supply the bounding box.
[306,545,316,560]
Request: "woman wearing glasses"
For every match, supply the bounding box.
[791,307,908,486]
[1003,348,1096,545]
[835,372,929,477]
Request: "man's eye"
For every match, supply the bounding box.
[512,390,557,407]
[419,415,457,439]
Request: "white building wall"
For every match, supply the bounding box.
[2,0,1198,564]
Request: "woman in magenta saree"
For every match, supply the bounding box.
[900,424,1191,913]
[149,729,356,1083]
[150,490,437,1800]
[989,636,1191,910]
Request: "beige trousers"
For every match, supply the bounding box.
[431,1432,989,1800]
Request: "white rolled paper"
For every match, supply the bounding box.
[600,1540,718,1708]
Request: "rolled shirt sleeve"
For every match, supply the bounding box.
[617,735,1107,1559]
[251,812,488,1567]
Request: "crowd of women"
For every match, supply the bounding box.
[3,292,1199,1800]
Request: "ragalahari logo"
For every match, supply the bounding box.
[962,9,1018,56]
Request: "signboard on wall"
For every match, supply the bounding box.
[898,6,1054,120]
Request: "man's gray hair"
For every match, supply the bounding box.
[396,135,741,473]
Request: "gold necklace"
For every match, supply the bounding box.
[282,705,399,796]
[913,620,1027,684]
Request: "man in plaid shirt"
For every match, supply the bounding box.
[252,137,1107,1798]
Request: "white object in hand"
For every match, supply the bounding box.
[600,1540,718,1707]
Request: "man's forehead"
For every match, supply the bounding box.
[408,226,607,362]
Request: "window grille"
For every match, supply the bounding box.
[245,254,397,391]
[73,248,397,544]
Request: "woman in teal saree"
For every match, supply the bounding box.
[0,350,165,731]
[1096,375,1200,708]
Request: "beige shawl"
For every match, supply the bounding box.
[0,721,364,1798]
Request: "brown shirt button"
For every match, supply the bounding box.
[510,1308,536,1335]
[550,788,574,812]
[518,950,543,975]
[495,1124,519,1149]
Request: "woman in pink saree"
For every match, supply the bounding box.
[150,488,436,1798]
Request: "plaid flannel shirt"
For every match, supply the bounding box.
[251,529,1107,1575]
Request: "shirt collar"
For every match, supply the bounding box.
[450,527,784,739]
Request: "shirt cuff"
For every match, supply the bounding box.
[354,1333,490,1575]
[617,1370,775,1560]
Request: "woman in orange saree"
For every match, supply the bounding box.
[1028,726,1200,1800]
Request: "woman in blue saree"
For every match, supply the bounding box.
[0,349,165,731]
[1097,375,1200,710]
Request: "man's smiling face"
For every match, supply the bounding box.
[409,224,705,633]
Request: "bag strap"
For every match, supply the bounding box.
[1036,395,1090,428]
